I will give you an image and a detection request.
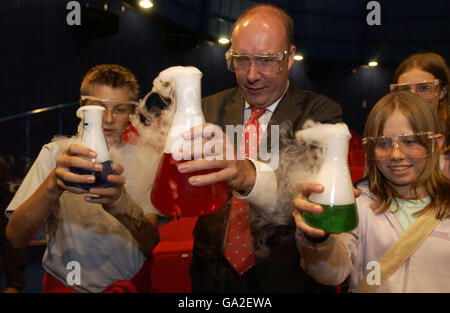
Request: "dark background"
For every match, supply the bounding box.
[0,0,449,160]
[0,0,449,293]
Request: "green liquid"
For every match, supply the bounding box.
[303,203,358,233]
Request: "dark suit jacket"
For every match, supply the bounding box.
[190,82,343,292]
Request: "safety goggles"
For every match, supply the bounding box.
[80,95,137,117]
[362,132,437,160]
[225,48,289,74]
[389,80,440,96]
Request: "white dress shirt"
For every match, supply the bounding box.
[235,82,290,213]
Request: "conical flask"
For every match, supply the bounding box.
[70,105,114,189]
[150,66,229,217]
[300,123,358,233]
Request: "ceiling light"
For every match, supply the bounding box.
[218,37,230,45]
[294,54,304,61]
[368,60,378,67]
[139,0,153,9]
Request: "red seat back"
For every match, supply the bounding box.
[150,217,198,293]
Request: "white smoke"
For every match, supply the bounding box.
[279,120,351,203]
[251,120,353,257]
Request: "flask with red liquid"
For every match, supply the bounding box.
[150,66,229,217]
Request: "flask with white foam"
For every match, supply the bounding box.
[70,105,114,189]
[150,66,229,217]
[298,123,358,233]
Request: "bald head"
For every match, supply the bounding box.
[232,5,294,48]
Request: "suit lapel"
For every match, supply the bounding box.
[224,89,245,127]
[264,83,305,151]
[221,84,306,155]
[268,84,305,131]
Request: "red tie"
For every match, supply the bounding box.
[224,107,267,275]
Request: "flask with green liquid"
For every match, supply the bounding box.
[300,123,359,233]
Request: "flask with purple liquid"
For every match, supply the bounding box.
[70,105,115,189]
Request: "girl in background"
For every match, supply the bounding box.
[390,52,449,177]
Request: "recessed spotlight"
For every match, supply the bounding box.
[218,37,230,45]
[139,0,153,9]
[294,54,304,61]
[368,61,378,67]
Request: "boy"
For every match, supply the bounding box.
[5,64,160,292]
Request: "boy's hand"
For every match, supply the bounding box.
[53,143,102,195]
[85,163,127,207]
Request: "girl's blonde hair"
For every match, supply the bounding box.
[364,91,450,219]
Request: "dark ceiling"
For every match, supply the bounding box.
[124,0,450,66]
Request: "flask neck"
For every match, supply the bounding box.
[172,74,205,129]
[164,72,205,154]
[78,106,111,163]
[83,109,103,128]
[322,134,350,163]
[309,133,354,206]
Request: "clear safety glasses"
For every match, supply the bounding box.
[362,132,437,160]
[225,48,289,75]
[389,80,441,97]
[80,95,137,117]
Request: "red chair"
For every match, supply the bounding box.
[349,130,364,151]
[150,217,198,293]
[348,150,366,167]
[350,166,365,183]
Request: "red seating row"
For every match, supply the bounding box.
[350,166,365,183]
[349,130,364,151]
[150,217,197,293]
[348,130,366,183]
[348,150,365,167]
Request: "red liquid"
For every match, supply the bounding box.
[151,153,230,217]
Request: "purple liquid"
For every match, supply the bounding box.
[69,160,114,189]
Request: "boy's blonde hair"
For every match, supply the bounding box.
[80,64,140,101]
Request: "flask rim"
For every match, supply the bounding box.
[76,105,105,118]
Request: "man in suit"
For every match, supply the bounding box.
[177,4,343,292]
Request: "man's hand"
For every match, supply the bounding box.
[175,123,256,192]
